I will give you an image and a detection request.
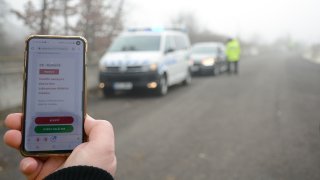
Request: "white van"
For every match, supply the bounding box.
[98,27,192,96]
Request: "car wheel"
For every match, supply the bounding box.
[213,65,220,76]
[156,75,168,96]
[182,70,192,86]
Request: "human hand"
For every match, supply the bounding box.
[3,113,116,180]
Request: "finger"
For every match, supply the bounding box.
[36,157,66,179]
[3,129,21,149]
[89,121,116,177]
[5,113,22,130]
[20,157,43,180]
[86,118,115,149]
[83,114,95,136]
[20,156,66,180]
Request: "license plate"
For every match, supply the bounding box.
[113,82,133,90]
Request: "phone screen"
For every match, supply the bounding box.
[23,36,86,155]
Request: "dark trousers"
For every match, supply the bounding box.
[227,61,239,74]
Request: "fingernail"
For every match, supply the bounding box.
[22,160,31,171]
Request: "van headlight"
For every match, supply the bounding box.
[149,63,158,71]
[201,58,215,66]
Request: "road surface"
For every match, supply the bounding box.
[1,50,320,179]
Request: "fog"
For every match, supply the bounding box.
[6,0,320,44]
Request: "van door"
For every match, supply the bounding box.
[163,35,179,86]
[173,35,189,83]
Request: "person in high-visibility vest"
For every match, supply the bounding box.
[226,38,241,74]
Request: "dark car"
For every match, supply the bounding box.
[189,42,226,75]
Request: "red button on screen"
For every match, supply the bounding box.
[35,116,74,124]
[39,69,59,75]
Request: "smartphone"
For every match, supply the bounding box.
[22,35,87,156]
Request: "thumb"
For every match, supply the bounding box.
[20,157,43,180]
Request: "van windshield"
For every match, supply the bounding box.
[109,35,161,52]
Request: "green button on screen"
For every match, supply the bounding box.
[35,125,73,133]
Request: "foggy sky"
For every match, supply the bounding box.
[7,0,320,44]
[125,0,320,44]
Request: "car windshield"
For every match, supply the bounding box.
[191,46,218,55]
[108,35,161,52]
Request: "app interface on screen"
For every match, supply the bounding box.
[25,38,84,151]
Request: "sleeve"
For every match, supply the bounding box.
[44,166,114,180]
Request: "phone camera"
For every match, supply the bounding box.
[76,41,81,45]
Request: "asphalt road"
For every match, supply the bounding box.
[1,50,320,179]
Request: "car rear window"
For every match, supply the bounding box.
[191,46,218,54]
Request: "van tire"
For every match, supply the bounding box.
[156,75,168,96]
[182,70,192,86]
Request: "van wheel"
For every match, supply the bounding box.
[156,75,168,96]
[182,70,192,86]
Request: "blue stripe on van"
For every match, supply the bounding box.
[164,58,177,65]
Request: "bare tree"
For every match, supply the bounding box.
[51,0,78,35]
[75,0,124,56]
[11,0,125,59]
[171,12,199,42]
[63,0,70,35]
[105,0,124,39]
[0,0,7,18]
[39,0,48,34]
[11,0,59,34]
[172,12,227,44]
[0,0,9,54]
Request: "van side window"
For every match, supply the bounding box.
[165,36,176,53]
[183,36,191,48]
[174,35,188,50]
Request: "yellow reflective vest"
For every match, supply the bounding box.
[226,39,241,62]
